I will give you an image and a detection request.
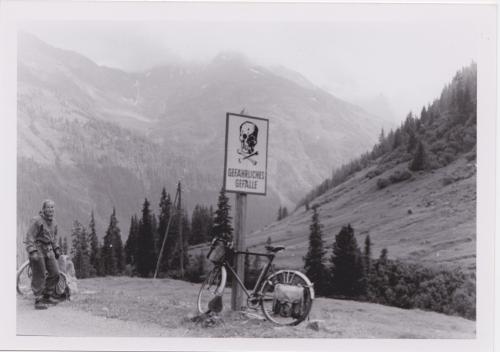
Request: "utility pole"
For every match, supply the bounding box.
[153,183,181,279]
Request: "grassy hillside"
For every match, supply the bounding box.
[245,156,475,271]
[242,63,476,272]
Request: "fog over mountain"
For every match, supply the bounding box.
[20,14,478,121]
[18,32,393,240]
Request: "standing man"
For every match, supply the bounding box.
[24,199,62,310]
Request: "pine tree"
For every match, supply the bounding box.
[364,235,372,277]
[102,208,124,276]
[70,220,91,279]
[407,131,417,153]
[392,129,402,150]
[409,141,427,171]
[330,224,366,297]
[379,128,387,145]
[158,188,171,247]
[97,244,105,277]
[303,206,329,296]
[368,248,389,301]
[212,188,233,241]
[88,210,100,277]
[420,106,429,125]
[164,205,180,272]
[170,209,191,272]
[102,210,115,275]
[191,205,213,245]
[113,216,125,274]
[379,248,388,264]
[151,213,159,257]
[157,189,172,274]
[190,205,202,245]
[125,215,139,267]
[277,206,282,221]
[136,199,156,277]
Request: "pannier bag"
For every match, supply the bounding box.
[207,239,226,264]
[272,283,305,319]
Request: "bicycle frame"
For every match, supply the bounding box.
[221,250,275,299]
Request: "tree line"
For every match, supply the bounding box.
[303,205,475,320]
[65,187,233,279]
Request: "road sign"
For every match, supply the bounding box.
[223,113,269,195]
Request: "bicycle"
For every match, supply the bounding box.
[17,260,32,296]
[17,255,75,298]
[197,238,315,326]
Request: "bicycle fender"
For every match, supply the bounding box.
[215,266,227,296]
[262,270,315,300]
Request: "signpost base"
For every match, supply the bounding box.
[231,192,247,311]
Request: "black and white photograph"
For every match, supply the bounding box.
[0,1,497,351]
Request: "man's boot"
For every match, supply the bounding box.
[34,299,48,310]
[41,295,59,305]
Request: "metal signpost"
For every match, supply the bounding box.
[223,112,269,311]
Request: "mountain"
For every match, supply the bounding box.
[17,32,390,249]
[244,64,477,271]
[354,93,398,125]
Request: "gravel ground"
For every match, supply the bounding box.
[17,277,476,338]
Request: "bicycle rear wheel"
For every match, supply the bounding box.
[197,266,227,314]
[260,270,314,326]
[17,260,32,296]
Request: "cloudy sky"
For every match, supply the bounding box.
[19,2,485,121]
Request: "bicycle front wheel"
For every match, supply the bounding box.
[260,270,314,326]
[197,265,227,314]
[17,260,32,296]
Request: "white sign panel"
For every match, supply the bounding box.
[224,113,269,195]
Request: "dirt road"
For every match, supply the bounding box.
[17,298,185,337]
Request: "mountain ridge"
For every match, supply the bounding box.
[17,32,393,250]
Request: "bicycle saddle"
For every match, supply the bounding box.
[265,245,285,253]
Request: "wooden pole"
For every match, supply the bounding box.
[231,192,247,311]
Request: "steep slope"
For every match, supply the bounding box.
[17,32,388,243]
[244,64,477,271]
[246,157,476,270]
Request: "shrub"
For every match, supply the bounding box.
[366,169,382,179]
[366,258,476,320]
[389,170,412,183]
[376,177,391,189]
[438,150,456,165]
[441,177,455,186]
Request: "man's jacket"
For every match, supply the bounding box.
[24,214,59,254]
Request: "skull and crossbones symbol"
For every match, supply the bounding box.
[237,121,259,165]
